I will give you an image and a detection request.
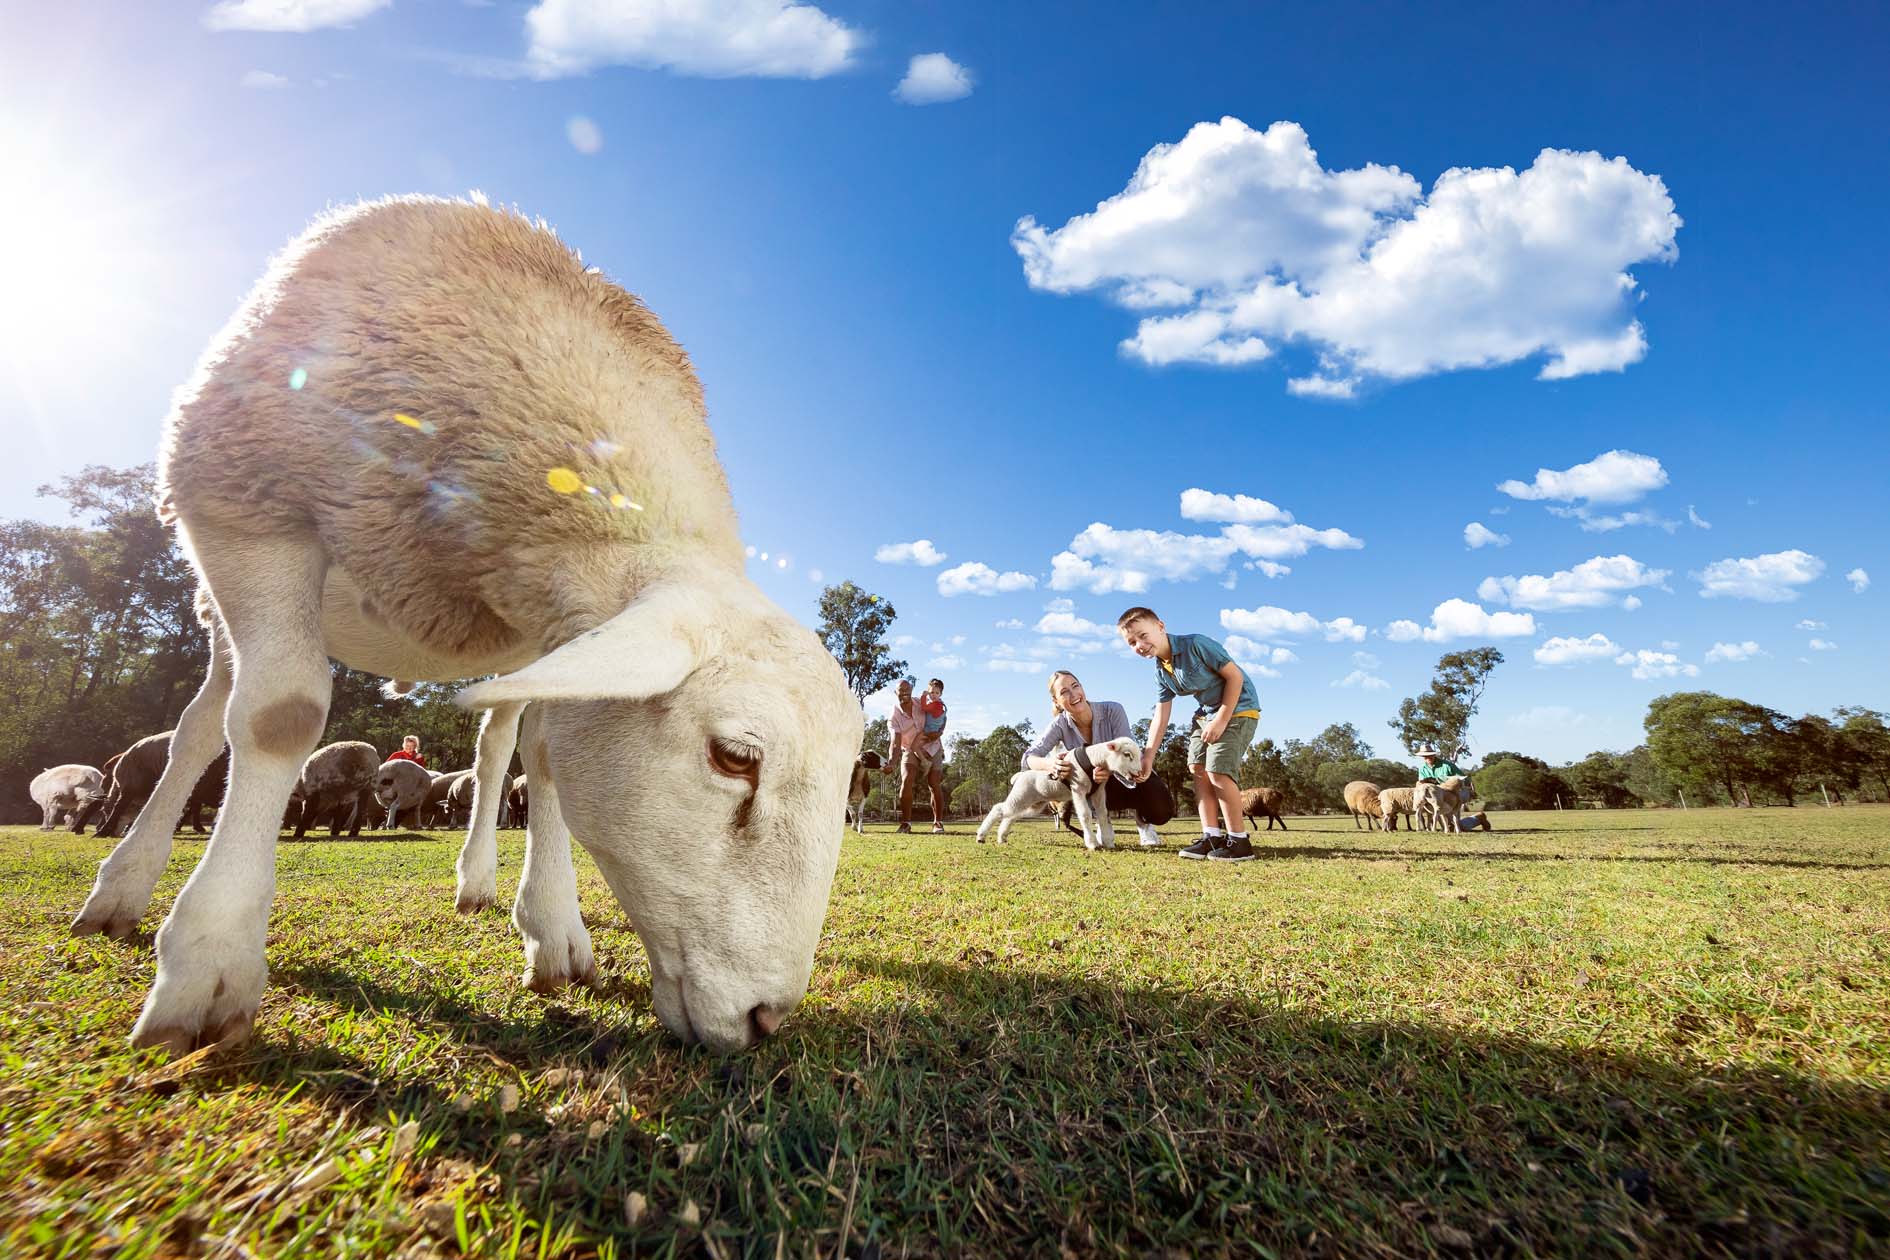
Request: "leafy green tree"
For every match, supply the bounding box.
[1,466,207,820]
[1238,737,1289,792]
[1620,744,1679,806]
[814,581,907,701]
[1389,648,1504,756]
[1564,751,1639,808]
[1644,691,1786,805]
[1835,708,1890,799]
[1475,757,1569,810]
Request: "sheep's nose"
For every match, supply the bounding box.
[747,1004,784,1043]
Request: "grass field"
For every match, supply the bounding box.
[2,807,1887,1258]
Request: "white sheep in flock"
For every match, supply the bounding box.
[31,765,104,830]
[1343,780,1385,830]
[1376,786,1418,832]
[69,195,861,1056]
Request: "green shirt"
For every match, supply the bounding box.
[1417,759,1462,781]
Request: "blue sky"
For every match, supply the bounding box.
[3,0,1885,764]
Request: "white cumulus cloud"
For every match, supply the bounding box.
[927,654,965,671]
[1334,669,1390,690]
[1221,605,1364,643]
[1179,488,1290,524]
[1795,619,1826,630]
[893,52,972,104]
[1464,522,1510,549]
[566,115,604,154]
[1012,119,1679,394]
[876,539,948,567]
[1479,554,1668,611]
[1809,638,1838,651]
[993,618,1024,630]
[1498,450,1669,505]
[1694,549,1824,602]
[938,561,1036,597]
[1615,649,1699,681]
[240,69,291,88]
[1704,640,1763,663]
[523,0,864,79]
[983,658,1045,674]
[1534,633,1620,666]
[205,0,389,31]
[1688,505,1711,530]
[1034,611,1114,638]
[1394,599,1538,643]
[1848,567,1870,593]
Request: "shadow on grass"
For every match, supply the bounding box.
[196,938,1890,1259]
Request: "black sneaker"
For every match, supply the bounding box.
[1208,835,1256,862]
[894,822,912,834]
[1178,834,1224,860]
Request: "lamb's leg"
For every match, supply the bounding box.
[512,704,594,992]
[1084,787,1116,850]
[976,802,1005,844]
[40,803,57,831]
[457,702,523,913]
[129,530,330,1054]
[73,622,234,940]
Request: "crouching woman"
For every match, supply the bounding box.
[1022,671,1176,847]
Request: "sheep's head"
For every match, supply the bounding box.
[1097,737,1142,779]
[373,759,432,810]
[458,572,861,1054]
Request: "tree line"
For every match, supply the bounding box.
[4,465,1886,822]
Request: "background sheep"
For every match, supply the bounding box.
[291,741,381,840]
[504,775,528,830]
[66,752,125,835]
[30,765,104,830]
[1377,786,1418,831]
[373,759,436,829]
[71,195,861,1057]
[1414,775,1474,833]
[1343,780,1385,830]
[1239,785,1287,831]
[444,768,492,829]
[71,733,226,839]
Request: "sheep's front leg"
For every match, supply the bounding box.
[976,801,1006,844]
[457,702,522,912]
[40,802,58,831]
[511,704,594,992]
[130,531,329,1055]
[74,622,233,941]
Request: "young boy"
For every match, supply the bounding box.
[1117,606,1261,862]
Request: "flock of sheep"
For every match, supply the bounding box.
[29,737,530,839]
[1343,776,1486,833]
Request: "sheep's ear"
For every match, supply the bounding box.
[455,584,714,709]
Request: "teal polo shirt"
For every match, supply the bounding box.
[1155,632,1260,716]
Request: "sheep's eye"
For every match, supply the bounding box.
[708,737,762,781]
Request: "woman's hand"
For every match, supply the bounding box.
[1051,751,1075,782]
[1091,764,1111,785]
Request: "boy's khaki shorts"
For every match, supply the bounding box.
[1188,712,1258,777]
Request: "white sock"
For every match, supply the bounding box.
[1204,826,1224,837]
[1229,830,1248,840]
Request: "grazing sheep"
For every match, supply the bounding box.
[422,769,471,828]
[977,738,1143,849]
[1239,785,1287,831]
[67,752,125,835]
[1343,781,1385,830]
[290,741,381,840]
[84,733,175,839]
[180,746,231,833]
[846,751,884,834]
[70,195,860,1057]
[373,758,437,829]
[1376,786,1418,832]
[30,765,104,830]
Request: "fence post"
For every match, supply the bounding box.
[1678,788,1688,811]
[1821,782,1832,808]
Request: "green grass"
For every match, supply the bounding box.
[2,807,1887,1258]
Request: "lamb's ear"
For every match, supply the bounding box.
[455,585,714,709]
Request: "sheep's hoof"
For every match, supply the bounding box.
[522,941,597,994]
[523,960,596,995]
[70,910,140,942]
[454,892,496,914]
[130,1011,254,1058]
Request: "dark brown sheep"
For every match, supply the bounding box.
[1239,785,1287,831]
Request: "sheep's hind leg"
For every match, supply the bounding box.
[129,528,330,1055]
[456,702,523,912]
[74,618,234,941]
[510,704,594,992]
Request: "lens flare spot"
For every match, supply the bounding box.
[546,467,583,495]
[393,413,436,434]
[289,367,307,391]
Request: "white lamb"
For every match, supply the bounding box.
[31,765,105,830]
[976,737,1143,849]
[69,195,861,1056]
